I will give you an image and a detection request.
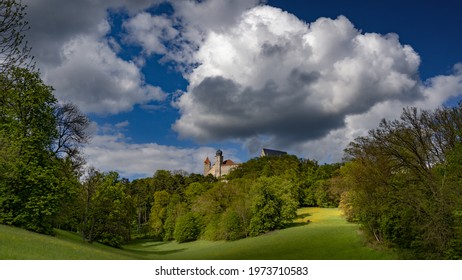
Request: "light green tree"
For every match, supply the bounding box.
[149,190,170,237]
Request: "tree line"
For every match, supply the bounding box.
[143,155,341,243]
[336,105,462,259]
[60,155,340,247]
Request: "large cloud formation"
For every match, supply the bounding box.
[23,0,462,174]
[173,6,423,148]
[159,5,460,160]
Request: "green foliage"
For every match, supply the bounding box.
[228,154,300,180]
[80,170,133,247]
[0,7,89,235]
[132,154,342,244]
[152,170,180,193]
[149,190,170,237]
[199,180,252,241]
[128,177,155,236]
[0,67,69,234]
[445,210,462,259]
[189,176,299,240]
[142,155,335,243]
[219,208,246,240]
[131,171,211,239]
[184,182,209,202]
[248,177,298,236]
[163,195,187,241]
[339,105,462,259]
[173,212,201,243]
[298,162,342,207]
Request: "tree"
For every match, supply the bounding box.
[184,182,209,202]
[340,105,462,258]
[129,178,155,235]
[149,190,170,237]
[227,154,300,180]
[298,162,342,207]
[173,212,200,243]
[80,167,102,241]
[0,1,88,236]
[0,0,34,74]
[152,170,177,192]
[52,102,90,170]
[0,67,61,234]
[162,194,186,241]
[248,177,298,236]
[81,170,133,247]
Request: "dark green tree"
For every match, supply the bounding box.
[0,67,63,234]
[129,178,155,235]
[248,177,298,236]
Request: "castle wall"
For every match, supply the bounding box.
[220,164,238,176]
[204,162,239,177]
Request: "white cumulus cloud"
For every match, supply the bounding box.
[45,32,165,115]
[172,6,425,152]
[25,0,166,115]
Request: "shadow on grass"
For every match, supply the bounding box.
[128,239,166,247]
[123,247,186,256]
[297,212,312,220]
[123,239,188,256]
[286,212,312,228]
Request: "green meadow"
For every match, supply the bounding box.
[0,208,397,260]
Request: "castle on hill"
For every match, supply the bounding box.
[203,149,239,178]
[203,148,287,178]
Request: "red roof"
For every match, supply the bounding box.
[204,157,211,164]
[222,159,236,165]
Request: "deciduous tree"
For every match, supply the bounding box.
[0,0,33,74]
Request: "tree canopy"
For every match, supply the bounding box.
[337,105,462,259]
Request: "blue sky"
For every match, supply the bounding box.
[24,0,462,179]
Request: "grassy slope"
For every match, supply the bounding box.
[0,208,397,260]
[124,208,396,260]
[0,225,138,259]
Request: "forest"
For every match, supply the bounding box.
[1,0,462,260]
[56,155,341,246]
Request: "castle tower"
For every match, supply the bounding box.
[214,149,223,178]
[204,157,211,175]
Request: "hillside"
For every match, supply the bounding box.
[0,208,396,260]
